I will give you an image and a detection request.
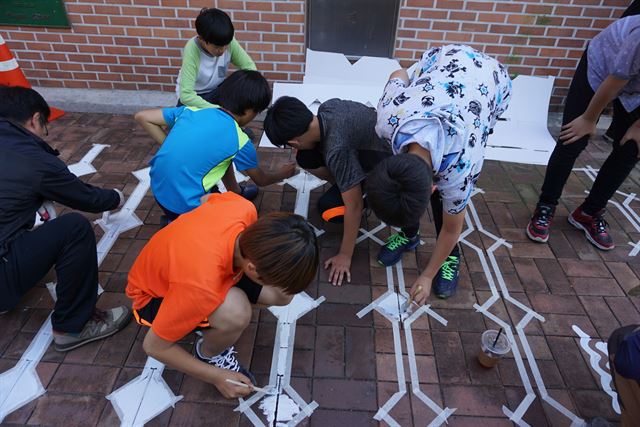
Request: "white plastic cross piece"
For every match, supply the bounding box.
[278,171,326,237]
[106,357,183,427]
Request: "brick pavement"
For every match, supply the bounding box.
[1,112,639,426]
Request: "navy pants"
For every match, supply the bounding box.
[0,213,98,333]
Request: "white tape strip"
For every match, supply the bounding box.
[465,191,584,425]
[573,325,620,415]
[0,58,18,72]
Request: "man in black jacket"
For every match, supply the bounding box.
[0,86,131,352]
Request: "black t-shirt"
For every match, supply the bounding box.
[317,98,392,193]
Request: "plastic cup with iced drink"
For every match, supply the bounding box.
[477,329,511,368]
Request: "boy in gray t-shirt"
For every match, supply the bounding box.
[264,97,394,287]
[527,15,640,251]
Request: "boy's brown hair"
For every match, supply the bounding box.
[239,212,319,294]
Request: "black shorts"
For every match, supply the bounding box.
[133,275,263,328]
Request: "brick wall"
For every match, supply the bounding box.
[0,0,631,109]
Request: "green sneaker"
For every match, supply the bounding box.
[377,232,420,266]
[433,255,460,299]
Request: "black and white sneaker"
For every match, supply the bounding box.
[194,338,256,385]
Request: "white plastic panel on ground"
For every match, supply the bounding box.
[303,48,401,88]
[486,75,556,165]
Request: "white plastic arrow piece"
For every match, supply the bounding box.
[0,316,53,423]
[94,168,150,266]
[106,357,183,427]
[67,144,109,177]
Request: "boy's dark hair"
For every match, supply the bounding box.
[366,154,432,228]
[0,85,50,126]
[212,70,271,115]
[263,96,313,147]
[196,8,234,46]
[239,212,319,294]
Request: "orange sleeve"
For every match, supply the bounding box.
[151,282,220,342]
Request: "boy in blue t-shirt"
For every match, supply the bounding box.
[135,70,295,219]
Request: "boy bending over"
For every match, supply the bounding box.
[135,70,295,220]
[367,44,511,302]
[263,97,393,286]
[126,192,319,398]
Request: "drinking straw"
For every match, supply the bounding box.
[492,327,503,349]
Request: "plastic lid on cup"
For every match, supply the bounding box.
[481,329,511,355]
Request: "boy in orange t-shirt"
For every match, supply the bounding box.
[126,192,319,398]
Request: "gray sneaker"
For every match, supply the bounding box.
[53,305,132,352]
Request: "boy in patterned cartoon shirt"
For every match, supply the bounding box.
[367,44,511,301]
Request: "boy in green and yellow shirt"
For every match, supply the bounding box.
[176,8,256,109]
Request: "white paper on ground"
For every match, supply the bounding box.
[106,357,183,427]
[258,394,301,427]
[572,325,621,414]
[33,144,109,229]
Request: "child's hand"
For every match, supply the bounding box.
[279,162,297,179]
[409,276,432,306]
[324,252,351,286]
[213,371,253,399]
[560,114,597,144]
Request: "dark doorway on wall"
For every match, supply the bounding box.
[306,0,400,58]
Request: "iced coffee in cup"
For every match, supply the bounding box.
[477,329,511,368]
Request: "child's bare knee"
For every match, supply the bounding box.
[214,299,252,331]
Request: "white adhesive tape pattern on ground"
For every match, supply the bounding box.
[356,250,453,425]
[465,189,584,426]
[572,325,620,414]
[234,293,325,426]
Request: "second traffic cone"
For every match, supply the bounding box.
[0,34,64,121]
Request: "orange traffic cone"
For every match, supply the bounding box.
[0,34,64,121]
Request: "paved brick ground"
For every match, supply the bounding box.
[1,112,639,426]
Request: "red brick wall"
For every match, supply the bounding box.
[394,0,630,108]
[0,0,307,91]
[0,0,631,108]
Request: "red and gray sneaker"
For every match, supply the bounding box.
[526,204,555,243]
[568,206,614,251]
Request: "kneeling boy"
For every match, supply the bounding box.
[126,192,318,398]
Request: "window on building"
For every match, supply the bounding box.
[307,0,400,58]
